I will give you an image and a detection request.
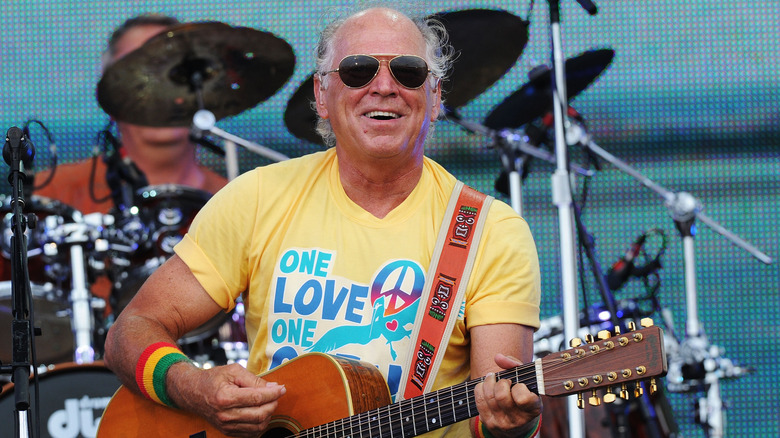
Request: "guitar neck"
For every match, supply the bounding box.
[301,324,666,437]
[301,363,537,437]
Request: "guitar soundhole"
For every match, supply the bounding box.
[263,427,295,437]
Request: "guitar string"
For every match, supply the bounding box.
[291,364,541,437]
[293,358,612,437]
[291,333,653,436]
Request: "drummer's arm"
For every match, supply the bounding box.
[103,255,285,434]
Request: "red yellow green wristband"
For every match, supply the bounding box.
[474,413,542,438]
[135,342,192,407]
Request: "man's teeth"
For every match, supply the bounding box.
[365,111,400,120]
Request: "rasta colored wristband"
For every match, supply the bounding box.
[135,342,192,407]
[474,413,542,438]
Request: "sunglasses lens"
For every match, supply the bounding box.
[389,56,429,88]
[338,55,380,88]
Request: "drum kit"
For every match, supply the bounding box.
[0,6,773,438]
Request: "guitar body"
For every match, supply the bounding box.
[98,325,667,437]
[97,353,392,437]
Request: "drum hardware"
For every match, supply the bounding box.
[104,185,234,357]
[442,107,594,215]
[44,212,110,365]
[554,113,772,437]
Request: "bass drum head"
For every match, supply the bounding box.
[0,282,73,365]
[0,363,122,438]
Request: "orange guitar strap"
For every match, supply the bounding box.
[399,181,493,400]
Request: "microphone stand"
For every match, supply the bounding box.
[567,118,772,438]
[544,1,597,435]
[1,127,36,438]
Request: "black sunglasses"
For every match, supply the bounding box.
[323,54,432,89]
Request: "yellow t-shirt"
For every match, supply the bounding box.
[175,149,541,436]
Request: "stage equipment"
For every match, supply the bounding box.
[96,21,295,127]
[562,110,772,438]
[96,21,295,180]
[483,48,614,131]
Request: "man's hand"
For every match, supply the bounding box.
[169,362,287,437]
[474,353,542,438]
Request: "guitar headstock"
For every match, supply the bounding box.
[539,318,667,407]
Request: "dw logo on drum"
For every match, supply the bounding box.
[47,395,111,438]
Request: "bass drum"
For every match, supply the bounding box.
[0,194,81,287]
[108,185,226,349]
[0,281,73,365]
[0,362,122,438]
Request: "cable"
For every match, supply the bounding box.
[23,119,58,192]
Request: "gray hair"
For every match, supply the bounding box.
[313,7,453,146]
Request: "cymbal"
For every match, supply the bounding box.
[97,21,295,127]
[483,48,615,130]
[432,9,528,108]
[283,9,528,145]
[282,74,321,145]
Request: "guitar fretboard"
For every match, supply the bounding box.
[295,362,538,437]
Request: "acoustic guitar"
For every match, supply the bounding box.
[97,321,667,437]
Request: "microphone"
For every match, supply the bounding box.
[3,126,35,168]
[102,129,148,212]
[606,233,646,291]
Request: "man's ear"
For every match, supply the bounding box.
[313,75,329,119]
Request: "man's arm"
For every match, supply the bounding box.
[103,255,286,437]
[469,323,542,438]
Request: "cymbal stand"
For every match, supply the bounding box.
[183,69,288,181]
[191,109,289,181]
[566,118,772,438]
[50,215,106,364]
[442,107,593,216]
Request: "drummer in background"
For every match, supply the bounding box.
[104,6,541,438]
[30,14,228,319]
[34,13,228,213]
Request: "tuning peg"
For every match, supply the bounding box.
[569,337,583,348]
[585,333,596,343]
[650,378,658,394]
[640,317,654,328]
[620,383,629,400]
[627,320,637,331]
[577,393,585,409]
[597,330,611,340]
[604,387,617,403]
[613,326,621,335]
[588,390,601,406]
[634,382,644,398]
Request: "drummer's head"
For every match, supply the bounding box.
[312,6,452,147]
[100,14,193,142]
[101,14,180,71]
